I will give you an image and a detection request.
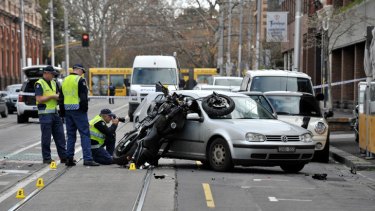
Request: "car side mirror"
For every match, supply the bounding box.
[186,113,203,122]
[315,93,324,101]
[324,110,334,118]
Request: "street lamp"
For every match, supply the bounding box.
[316,1,333,112]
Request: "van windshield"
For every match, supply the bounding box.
[132,68,177,85]
[250,76,313,94]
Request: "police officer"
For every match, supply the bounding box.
[60,64,99,166]
[35,66,67,164]
[90,109,120,164]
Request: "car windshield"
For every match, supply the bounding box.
[214,78,242,86]
[266,95,322,117]
[250,76,313,94]
[132,68,177,85]
[208,96,275,119]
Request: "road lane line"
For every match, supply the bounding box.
[0,182,10,186]
[202,183,215,208]
[253,179,289,182]
[0,148,82,204]
[1,170,29,174]
[0,142,40,162]
[268,196,312,202]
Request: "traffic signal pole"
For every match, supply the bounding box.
[64,0,69,75]
[50,0,55,67]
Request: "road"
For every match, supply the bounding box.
[0,98,374,211]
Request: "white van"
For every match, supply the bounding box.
[240,70,315,95]
[128,55,181,121]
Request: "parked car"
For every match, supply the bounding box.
[212,76,243,92]
[17,65,62,123]
[132,90,315,172]
[239,70,315,95]
[0,91,8,118]
[4,84,22,114]
[193,84,232,92]
[264,91,330,163]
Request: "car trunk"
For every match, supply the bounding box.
[21,79,37,106]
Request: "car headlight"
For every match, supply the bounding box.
[246,133,266,142]
[130,90,137,96]
[314,122,327,135]
[300,133,313,143]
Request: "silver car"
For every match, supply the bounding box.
[138,90,315,173]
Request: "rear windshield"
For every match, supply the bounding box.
[214,78,242,86]
[266,95,322,117]
[250,76,313,94]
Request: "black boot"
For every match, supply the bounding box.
[65,158,76,166]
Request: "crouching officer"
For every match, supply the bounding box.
[35,65,67,164]
[89,109,124,165]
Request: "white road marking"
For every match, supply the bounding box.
[241,185,315,190]
[0,142,40,162]
[358,173,375,182]
[268,196,312,202]
[1,170,29,174]
[253,179,289,182]
[0,181,10,186]
[0,147,82,204]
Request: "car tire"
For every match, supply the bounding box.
[1,107,8,118]
[17,114,28,123]
[313,131,330,163]
[280,164,305,173]
[113,132,138,165]
[208,138,233,172]
[202,93,235,117]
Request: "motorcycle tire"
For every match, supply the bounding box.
[113,132,138,165]
[202,93,235,116]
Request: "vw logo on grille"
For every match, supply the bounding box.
[281,135,288,142]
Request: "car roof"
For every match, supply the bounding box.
[239,91,265,96]
[244,70,311,79]
[263,91,314,97]
[6,84,22,88]
[175,90,246,99]
[213,76,242,80]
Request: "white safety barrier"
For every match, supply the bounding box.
[313,77,366,89]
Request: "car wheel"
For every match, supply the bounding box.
[113,132,138,165]
[202,93,235,117]
[313,132,330,163]
[17,114,28,123]
[1,107,8,118]
[280,164,305,173]
[208,138,233,172]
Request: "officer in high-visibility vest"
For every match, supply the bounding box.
[60,64,99,166]
[35,66,67,164]
[89,109,119,164]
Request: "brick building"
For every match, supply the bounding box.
[0,0,42,90]
[281,0,373,110]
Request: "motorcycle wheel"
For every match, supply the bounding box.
[113,132,138,165]
[202,93,235,116]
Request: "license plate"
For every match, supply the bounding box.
[32,107,38,110]
[278,146,296,152]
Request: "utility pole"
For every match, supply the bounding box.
[102,0,108,68]
[293,0,302,71]
[226,0,232,76]
[63,0,69,75]
[19,0,26,82]
[237,0,244,77]
[255,0,261,69]
[50,0,55,67]
[218,3,224,75]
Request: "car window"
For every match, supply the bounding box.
[249,95,274,114]
[250,76,313,94]
[266,95,321,117]
[209,97,275,120]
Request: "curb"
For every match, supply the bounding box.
[330,146,375,171]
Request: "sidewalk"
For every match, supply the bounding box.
[328,109,375,171]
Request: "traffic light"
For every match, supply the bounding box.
[82,33,89,47]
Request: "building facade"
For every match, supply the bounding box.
[0,0,42,90]
[281,0,372,110]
